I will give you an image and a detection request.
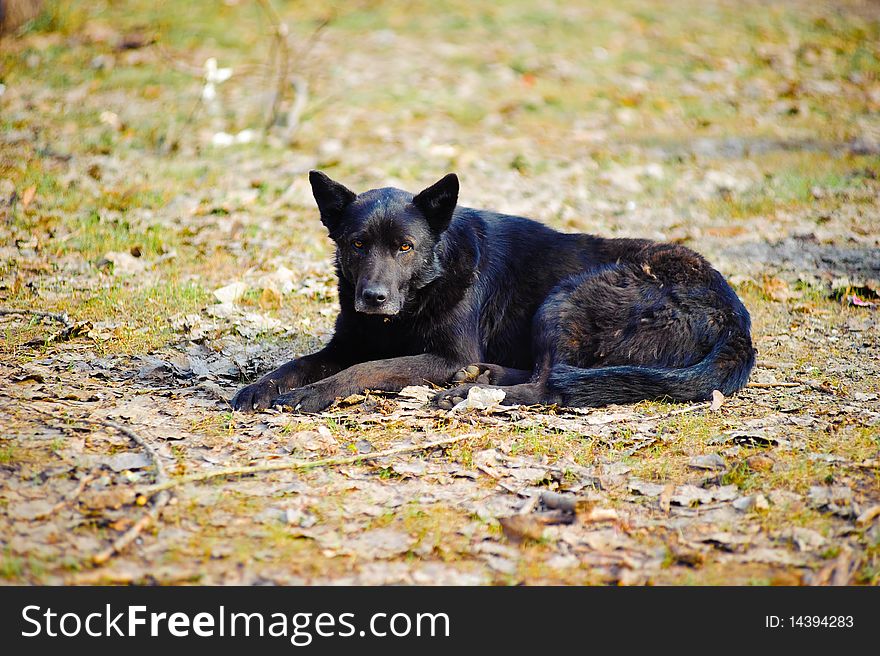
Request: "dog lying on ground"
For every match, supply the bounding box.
[231,171,755,413]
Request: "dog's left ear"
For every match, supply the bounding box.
[310,170,357,234]
[412,173,459,234]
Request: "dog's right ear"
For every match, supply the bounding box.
[309,170,357,233]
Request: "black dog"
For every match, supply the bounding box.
[231,171,755,413]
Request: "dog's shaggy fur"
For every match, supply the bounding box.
[231,172,755,413]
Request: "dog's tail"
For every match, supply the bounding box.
[546,329,756,407]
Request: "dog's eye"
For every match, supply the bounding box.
[399,243,412,252]
[352,240,364,249]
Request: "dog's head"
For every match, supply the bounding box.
[309,170,458,316]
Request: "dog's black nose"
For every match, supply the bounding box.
[362,287,388,306]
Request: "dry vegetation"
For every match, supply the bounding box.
[0,0,878,585]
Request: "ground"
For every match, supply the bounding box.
[0,0,878,585]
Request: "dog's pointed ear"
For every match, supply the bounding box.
[309,170,356,233]
[412,173,459,234]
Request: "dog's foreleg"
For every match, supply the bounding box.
[272,354,463,413]
[231,344,348,411]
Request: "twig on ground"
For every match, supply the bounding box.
[88,418,171,566]
[0,308,71,326]
[33,471,97,520]
[30,406,172,566]
[1,307,80,347]
[91,511,161,566]
[747,381,800,388]
[138,433,478,499]
[563,402,710,426]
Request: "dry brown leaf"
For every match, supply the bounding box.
[746,454,775,471]
[21,185,36,208]
[580,506,619,523]
[80,488,137,510]
[761,275,795,302]
[499,515,547,543]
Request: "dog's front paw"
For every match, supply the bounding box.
[231,378,281,412]
[434,384,478,410]
[272,385,335,413]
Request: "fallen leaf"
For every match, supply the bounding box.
[346,528,415,559]
[390,460,427,478]
[213,282,248,304]
[284,503,317,528]
[499,515,548,543]
[579,506,619,523]
[398,385,435,404]
[688,453,726,470]
[699,531,750,551]
[761,276,794,302]
[671,485,715,506]
[257,266,297,295]
[809,547,859,585]
[80,488,137,510]
[234,312,284,338]
[109,518,135,531]
[628,479,666,497]
[787,527,827,551]
[733,494,769,512]
[671,484,739,506]
[808,485,855,517]
[287,428,338,454]
[21,185,36,208]
[7,500,55,520]
[746,454,775,471]
[101,251,148,276]
[94,452,153,472]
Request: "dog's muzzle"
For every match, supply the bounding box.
[355,286,400,315]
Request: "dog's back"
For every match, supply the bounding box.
[437,206,755,406]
